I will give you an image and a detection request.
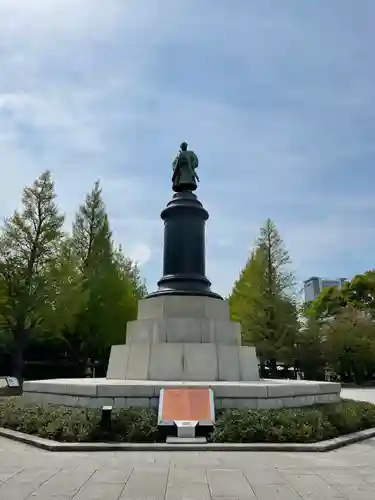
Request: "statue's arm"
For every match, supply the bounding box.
[194,153,199,169]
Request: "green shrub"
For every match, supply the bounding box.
[90,407,160,443]
[1,397,375,444]
[210,400,375,443]
[0,397,161,443]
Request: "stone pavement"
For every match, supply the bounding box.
[0,388,374,499]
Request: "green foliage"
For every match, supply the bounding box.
[306,286,348,320]
[295,318,327,380]
[2,398,374,444]
[324,307,375,384]
[257,218,296,295]
[0,171,65,378]
[0,173,147,377]
[211,400,375,443]
[229,219,298,373]
[96,407,160,443]
[0,397,161,443]
[347,271,375,314]
[307,270,375,321]
[69,180,145,361]
[36,239,88,335]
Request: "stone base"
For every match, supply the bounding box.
[23,378,341,411]
[107,295,260,382]
[107,343,260,382]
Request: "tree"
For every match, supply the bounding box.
[257,219,296,297]
[229,219,298,377]
[229,245,267,343]
[0,171,65,380]
[295,318,326,380]
[113,247,147,323]
[307,270,375,321]
[324,306,375,384]
[37,239,87,335]
[69,181,145,364]
[345,271,375,317]
[305,286,347,321]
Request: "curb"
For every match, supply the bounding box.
[1,427,375,452]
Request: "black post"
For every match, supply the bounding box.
[100,406,112,432]
[147,191,222,299]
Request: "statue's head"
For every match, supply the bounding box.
[180,142,188,151]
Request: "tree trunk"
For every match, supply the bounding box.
[10,331,28,385]
[269,358,278,378]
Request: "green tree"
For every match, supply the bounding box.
[113,247,147,322]
[345,271,375,317]
[69,181,145,364]
[0,171,65,380]
[229,246,267,340]
[306,286,347,320]
[229,219,298,377]
[38,239,87,335]
[295,318,326,380]
[324,306,375,384]
[307,271,375,321]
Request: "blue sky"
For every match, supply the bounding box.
[0,1,374,298]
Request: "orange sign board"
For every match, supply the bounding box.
[158,387,215,426]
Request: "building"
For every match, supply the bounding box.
[303,277,347,302]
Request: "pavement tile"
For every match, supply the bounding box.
[317,470,370,486]
[0,470,23,484]
[8,468,60,485]
[283,473,346,499]
[251,484,302,500]
[0,482,40,500]
[168,465,208,485]
[206,468,256,498]
[88,466,133,484]
[118,470,168,500]
[166,482,211,500]
[333,484,375,500]
[243,467,288,485]
[32,469,95,498]
[73,482,125,500]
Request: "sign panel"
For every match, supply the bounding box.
[158,387,215,426]
[6,377,20,388]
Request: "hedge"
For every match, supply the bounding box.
[1,397,375,443]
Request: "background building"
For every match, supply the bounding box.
[303,277,347,302]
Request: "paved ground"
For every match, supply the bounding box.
[0,389,374,499]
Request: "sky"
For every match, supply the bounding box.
[0,0,374,298]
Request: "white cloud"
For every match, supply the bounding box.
[0,0,374,295]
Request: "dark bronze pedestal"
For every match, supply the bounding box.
[146,191,222,300]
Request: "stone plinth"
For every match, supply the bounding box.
[23,378,342,411]
[106,295,260,382]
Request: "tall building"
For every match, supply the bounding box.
[303,277,347,302]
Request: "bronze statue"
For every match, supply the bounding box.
[172,142,199,192]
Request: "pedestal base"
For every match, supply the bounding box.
[106,295,259,382]
[23,378,342,411]
[107,343,259,382]
[22,294,343,414]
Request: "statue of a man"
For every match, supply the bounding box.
[172,142,199,192]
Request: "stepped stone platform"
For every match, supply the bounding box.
[23,378,341,410]
[23,295,341,411]
[106,296,260,382]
